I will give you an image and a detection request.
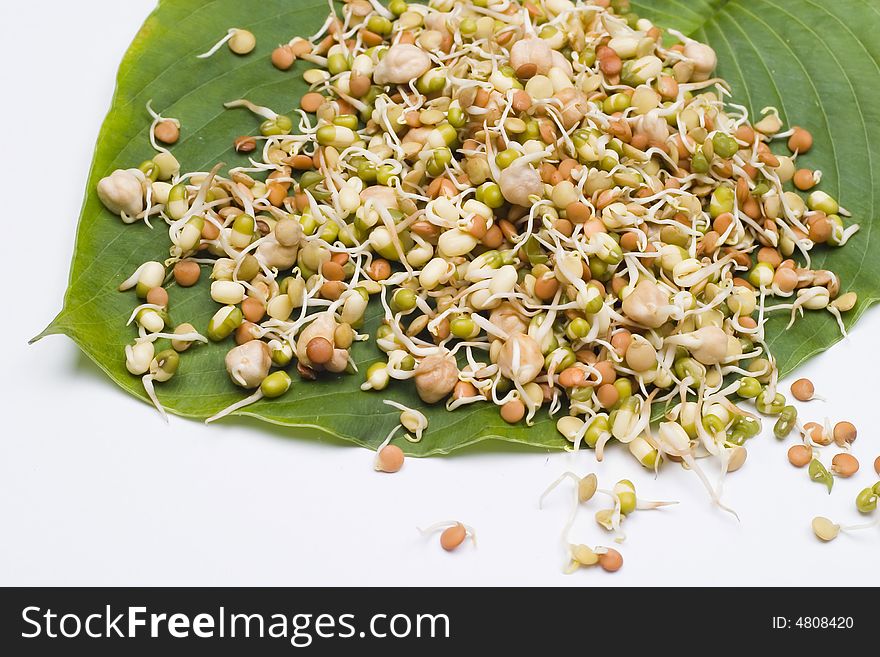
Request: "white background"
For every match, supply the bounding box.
[1,1,878,586]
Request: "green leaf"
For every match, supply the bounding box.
[37,0,880,454]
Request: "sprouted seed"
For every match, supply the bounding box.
[597,547,623,572]
[197,28,256,58]
[855,487,878,514]
[419,521,476,552]
[376,444,405,472]
[374,423,405,473]
[833,421,857,447]
[808,459,834,494]
[790,378,815,402]
[564,544,600,574]
[271,45,296,71]
[146,101,181,150]
[875,456,880,476]
[811,516,840,542]
[812,515,878,542]
[802,421,831,446]
[99,0,870,553]
[540,471,598,508]
[564,544,621,574]
[541,471,673,560]
[383,399,428,441]
[540,471,599,546]
[830,453,859,478]
[787,444,813,468]
[440,524,467,551]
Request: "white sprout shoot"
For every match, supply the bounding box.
[141,373,168,423]
[417,520,477,548]
[145,100,180,153]
[196,29,237,59]
[383,399,428,442]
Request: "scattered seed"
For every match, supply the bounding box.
[440,523,467,551]
[271,45,296,70]
[375,444,404,473]
[831,453,859,478]
[306,336,333,365]
[787,127,813,153]
[790,378,814,401]
[146,286,168,307]
[154,120,180,145]
[793,169,815,191]
[598,548,623,572]
[787,444,812,468]
[812,516,840,542]
[419,521,476,551]
[802,421,830,446]
[241,297,265,323]
[172,260,200,287]
[234,136,257,153]
[228,29,256,55]
[833,421,857,446]
[856,487,878,513]
[501,399,525,424]
[300,92,325,113]
[321,260,345,281]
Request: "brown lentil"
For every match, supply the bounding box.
[154,120,180,145]
[501,399,526,423]
[241,297,266,323]
[300,92,325,113]
[146,286,168,307]
[173,260,201,287]
[271,45,296,70]
[793,169,815,191]
[787,444,812,468]
[833,421,857,446]
[790,378,814,401]
[440,523,467,551]
[831,453,859,478]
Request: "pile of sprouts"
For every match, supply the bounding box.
[100,0,864,542]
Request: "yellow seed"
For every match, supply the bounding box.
[726,446,748,472]
[229,29,256,55]
[811,516,840,542]
[577,474,598,503]
[571,544,599,566]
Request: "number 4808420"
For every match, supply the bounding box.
[795,617,853,629]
